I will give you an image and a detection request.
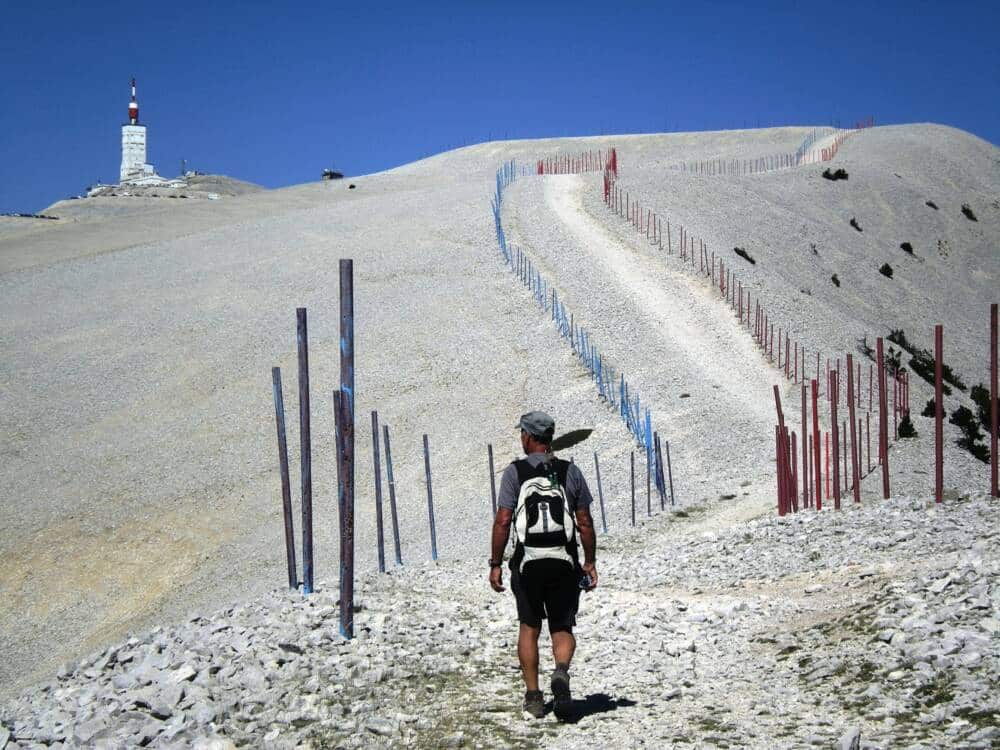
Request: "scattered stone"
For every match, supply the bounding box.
[839,726,861,750]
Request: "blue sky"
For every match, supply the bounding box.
[1,1,997,212]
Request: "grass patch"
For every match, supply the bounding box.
[913,674,955,707]
[953,706,999,729]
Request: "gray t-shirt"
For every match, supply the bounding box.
[497,452,594,512]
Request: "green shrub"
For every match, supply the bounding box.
[906,343,966,394]
[898,413,918,438]
[831,273,840,287]
[888,329,913,353]
[970,384,996,432]
[949,405,989,463]
[879,263,893,278]
[922,398,936,418]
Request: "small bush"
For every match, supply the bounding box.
[922,398,936,418]
[810,243,818,255]
[850,217,863,232]
[855,335,902,375]
[886,347,903,376]
[879,263,894,278]
[909,349,952,396]
[970,384,996,431]
[898,413,918,438]
[888,329,913,353]
[822,168,849,181]
[926,200,938,210]
[734,246,756,265]
[949,405,989,463]
[961,203,978,221]
[831,274,840,287]
[900,242,914,254]
[858,335,876,360]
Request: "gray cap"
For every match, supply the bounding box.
[517,411,555,442]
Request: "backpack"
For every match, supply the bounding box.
[511,458,577,573]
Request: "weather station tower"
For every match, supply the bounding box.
[120,78,156,181]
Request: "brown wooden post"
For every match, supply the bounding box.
[812,379,822,510]
[847,354,861,503]
[271,367,298,589]
[296,308,314,594]
[935,324,943,503]
[801,383,809,508]
[877,337,890,498]
[831,371,840,509]
[791,431,799,512]
[991,303,998,498]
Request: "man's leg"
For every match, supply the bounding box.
[517,623,542,691]
[550,628,576,668]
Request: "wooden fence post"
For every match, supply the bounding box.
[338,259,356,637]
[296,307,314,594]
[371,411,385,573]
[665,441,676,506]
[271,367,297,589]
[877,337,890,499]
[812,379,822,510]
[488,443,498,515]
[594,452,608,533]
[847,354,860,503]
[423,434,438,560]
[935,325,943,503]
[991,304,998,498]
[630,451,636,527]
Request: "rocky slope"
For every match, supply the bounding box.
[2,492,996,748]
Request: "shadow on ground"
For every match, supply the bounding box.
[550,693,636,724]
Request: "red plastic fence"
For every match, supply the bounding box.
[674,119,875,175]
[538,144,989,515]
[541,147,618,177]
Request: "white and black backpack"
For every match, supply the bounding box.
[511,458,577,573]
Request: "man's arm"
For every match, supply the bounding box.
[575,506,598,590]
[489,507,513,592]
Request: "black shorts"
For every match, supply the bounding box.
[510,559,580,632]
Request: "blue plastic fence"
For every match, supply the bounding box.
[491,158,664,494]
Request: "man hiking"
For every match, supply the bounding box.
[489,411,598,721]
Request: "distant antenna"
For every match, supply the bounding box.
[180,158,186,176]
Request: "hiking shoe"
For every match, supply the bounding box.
[551,666,572,722]
[523,690,545,718]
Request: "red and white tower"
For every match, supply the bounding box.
[120,77,154,181]
[128,77,139,124]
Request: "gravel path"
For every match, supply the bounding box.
[504,170,781,510]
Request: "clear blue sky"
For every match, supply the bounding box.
[1,1,997,213]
